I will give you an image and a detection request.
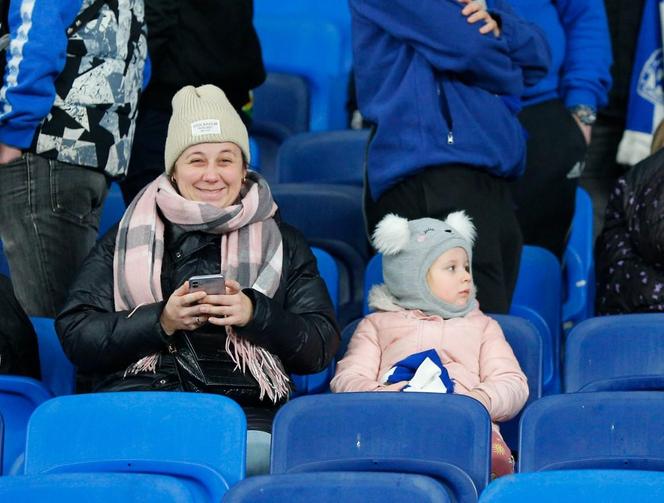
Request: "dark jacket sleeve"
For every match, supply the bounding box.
[56,226,169,373]
[235,224,340,374]
[595,177,664,314]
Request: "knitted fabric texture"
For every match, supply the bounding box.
[164,84,251,174]
[373,212,478,319]
[113,171,290,402]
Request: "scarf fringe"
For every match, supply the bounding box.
[225,327,291,403]
[124,354,159,377]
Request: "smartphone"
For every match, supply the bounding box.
[188,274,226,295]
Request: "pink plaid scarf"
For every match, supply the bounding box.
[113,172,290,402]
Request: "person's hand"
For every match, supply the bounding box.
[0,143,22,164]
[459,0,500,37]
[201,279,254,328]
[377,381,408,392]
[160,281,209,335]
[572,114,592,145]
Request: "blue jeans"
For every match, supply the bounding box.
[0,154,107,317]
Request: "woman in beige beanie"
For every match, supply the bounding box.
[56,85,340,476]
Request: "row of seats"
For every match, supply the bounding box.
[1,390,664,501]
[3,306,662,478]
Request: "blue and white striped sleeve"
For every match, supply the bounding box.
[0,0,82,149]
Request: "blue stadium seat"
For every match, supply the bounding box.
[251,73,310,181]
[271,393,491,500]
[99,182,126,238]
[225,472,451,503]
[518,391,664,472]
[479,470,664,503]
[509,245,562,393]
[29,317,75,397]
[290,247,338,397]
[336,315,542,454]
[272,183,370,325]
[24,392,246,499]
[0,377,52,474]
[275,130,369,186]
[562,187,595,331]
[253,17,348,131]
[0,240,9,277]
[487,315,542,453]
[0,472,198,503]
[564,313,664,392]
[249,137,261,172]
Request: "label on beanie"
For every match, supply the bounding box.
[191,119,221,136]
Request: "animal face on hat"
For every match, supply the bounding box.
[372,211,478,318]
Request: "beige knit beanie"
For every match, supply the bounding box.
[164,84,250,174]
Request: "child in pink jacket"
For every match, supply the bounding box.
[330,212,528,477]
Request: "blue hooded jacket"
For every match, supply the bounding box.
[505,0,612,110]
[350,0,551,200]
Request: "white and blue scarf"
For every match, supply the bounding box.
[617,0,664,165]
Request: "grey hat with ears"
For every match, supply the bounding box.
[164,84,250,174]
[372,211,478,319]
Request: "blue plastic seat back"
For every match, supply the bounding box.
[290,247,338,397]
[0,377,52,474]
[362,254,382,315]
[254,0,352,72]
[487,315,542,452]
[0,240,9,277]
[29,317,75,397]
[564,313,664,393]
[254,17,347,131]
[225,471,451,503]
[271,393,491,495]
[0,472,199,503]
[518,391,664,472]
[509,245,562,393]
[99,182,126,239]
[253,73,310,137]
[479,470,664,503]
[276,130,369,186]
[249,137,261,172]
[24,392,247,487]
[272,183,369,321]
[562,187,595,330]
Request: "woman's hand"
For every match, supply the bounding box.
[200,279,254,328]
[459,0,500,37]
[159,281,209,335]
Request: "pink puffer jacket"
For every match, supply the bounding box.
[331,307,528,423]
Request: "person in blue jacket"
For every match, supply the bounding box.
[352,0,550,314]
[508,0,612,259]
[0,0,147,317]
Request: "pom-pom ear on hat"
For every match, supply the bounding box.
[372,214,410,255]
[444,211,476,246]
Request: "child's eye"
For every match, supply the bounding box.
[447,265,456,272]
[465,265,470,273]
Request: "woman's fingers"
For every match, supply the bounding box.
[467,11,486,23]
[479,19,498,35]
[225,279,242,295]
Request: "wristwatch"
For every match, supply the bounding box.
[570,105,597,126]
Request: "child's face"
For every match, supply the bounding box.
[426,247,472,306]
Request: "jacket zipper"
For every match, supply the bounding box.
[437,81,454,145]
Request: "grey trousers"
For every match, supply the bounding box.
[0,153,107,317]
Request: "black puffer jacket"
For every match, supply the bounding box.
[596,148,664,314]
[56,218,339,429]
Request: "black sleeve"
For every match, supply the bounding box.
[235,225,340,374]
[56,227,169,374]
[595,178,664,314]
